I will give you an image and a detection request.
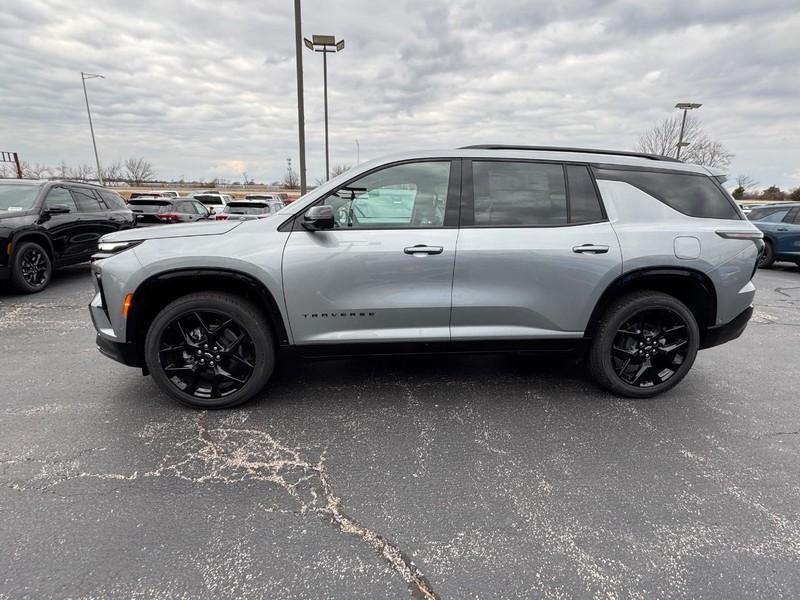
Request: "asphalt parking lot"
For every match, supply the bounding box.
[2,265,800,599]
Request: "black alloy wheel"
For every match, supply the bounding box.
[158,310,256,400]
[11,241,52,293]
[611,308,690,388]
[145,292,275,408]
[588,291,700,398]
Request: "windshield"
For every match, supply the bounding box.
[224,202,269,215]
[0,184,41,212]
[195,195,223,205]
[128,199,173,213]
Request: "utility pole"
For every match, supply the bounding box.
[81,71,105,185]
[293,0,307,194]
[355,138,360,164]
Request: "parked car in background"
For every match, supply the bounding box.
[89,146,761,408]
[0,180,133,293]
[244,194,280,201]
[748,203,800,268]
[128,197,211,226]
[277,192,293,204]
[130,191,180,199]
[192,193,232,215]
[216,199,284,221]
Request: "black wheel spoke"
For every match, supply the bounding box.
[158,309,256,401]
[611,307,691,389]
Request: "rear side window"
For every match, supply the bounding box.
[472,161,567,226]
[98,189,127,210]
[70,188,104,212]
[750,208,788,223]
[566,165,604,224]
[594,168,741,220]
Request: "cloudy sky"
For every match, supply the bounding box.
[1,0,798,188]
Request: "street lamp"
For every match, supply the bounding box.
[81,71,105,185]
[304,34,345,181]
[674,102,702,160]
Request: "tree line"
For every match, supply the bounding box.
[0,157,155,185]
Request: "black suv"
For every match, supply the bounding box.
[0,180,134,293]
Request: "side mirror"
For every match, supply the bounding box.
[302,205,335,231]
[45,205,71,214]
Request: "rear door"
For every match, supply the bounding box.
[282,160,460,346]
[69,186,118,258]
[451,160,622,341]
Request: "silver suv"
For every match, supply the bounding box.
[89,146,762,408]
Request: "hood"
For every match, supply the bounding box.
[101,220,242,243]
[0,209,37,222]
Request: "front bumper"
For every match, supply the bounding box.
[95,333,143,368]
[700,305,753,349]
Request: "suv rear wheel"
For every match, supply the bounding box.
[144,292,275,408]
[588,291,700,398]
[11,241,52,293]
[758,239,775,268]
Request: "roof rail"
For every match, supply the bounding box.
[460,145,681,163]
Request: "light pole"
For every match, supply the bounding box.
[355,138,360,164]
[81,71,105,185]
[674,102,702,160]
[293,0,307,194]
[304,34,345,181]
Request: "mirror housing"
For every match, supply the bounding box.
[302,205,335,231]
[44,205,71,214]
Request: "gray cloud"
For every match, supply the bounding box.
[0,0,798,187]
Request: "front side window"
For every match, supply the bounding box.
[44,187,79,212]
[473,161,567,226]
[319,161,451,229]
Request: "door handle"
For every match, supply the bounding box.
[572,244,610,254]
[404,244,444,255]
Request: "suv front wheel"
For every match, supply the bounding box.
[588,291,700,398]
[11,241,52,293]
[144,292,275,408]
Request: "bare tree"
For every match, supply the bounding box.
[635,115,733,168]
[330,164,351,177]
[70,163,95,181]
[732,174,760,199]
[0,163,14,178]
[100,160,125,182]
[124,157,155,185]
[21,162,52,179]
[55,161,70,179]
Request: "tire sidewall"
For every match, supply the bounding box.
[759,240,774,268]
[12,242,52,293]
[144,294,274,408]
[595,295,700,398]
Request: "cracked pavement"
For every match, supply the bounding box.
[2,264,800,598]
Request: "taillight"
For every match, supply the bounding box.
[216,214,228,220]
[157,213,180,223]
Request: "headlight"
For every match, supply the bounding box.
[97,240,143,254]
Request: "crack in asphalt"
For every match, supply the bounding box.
[7,413,439,600]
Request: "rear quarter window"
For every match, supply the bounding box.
[593,168,741,220]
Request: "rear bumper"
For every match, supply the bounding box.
[701,305,753,349]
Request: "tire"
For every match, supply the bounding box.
[11,241,52,293]
[144,292,275,409]
[588,291,700,399]
[758,240,775,268]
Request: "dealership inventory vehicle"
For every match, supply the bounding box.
[89,146,761,408]
[129,197,211,226]
[216,199,284,221]
[129,190,180,199]
[1,180,133,293]
[192,193,232,215]
[747,203,800,267]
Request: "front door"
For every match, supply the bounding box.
[282,160,460,346]
[776,207,800,261]
[451,160,622,340]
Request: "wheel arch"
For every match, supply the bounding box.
[126,268,290,362]
[11,230,55,262]
[585,267,717,343]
